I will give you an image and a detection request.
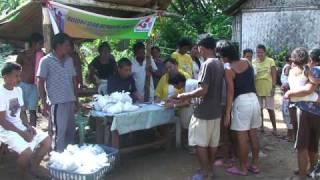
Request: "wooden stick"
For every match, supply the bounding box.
[52,0,181,17]
[42,6,53,53]
[144,39,152,102]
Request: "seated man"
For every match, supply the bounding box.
[155,58,191,102]
[108,58,143,102]
[0,62,51,179]
[166,73,199,149]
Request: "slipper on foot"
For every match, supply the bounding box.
[214,159,224,167]
[226,166,248,176]
[192,170,207,180]
[248,165,260,174]
[293,169,312,177]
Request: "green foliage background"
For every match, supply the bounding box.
[153,0,234,54]
[0,0,27,16]
[0,0,291,83]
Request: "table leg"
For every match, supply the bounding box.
[112,130,120,149]
[104,122,111,145]
[176,118,181,148]
[95,118,104,144]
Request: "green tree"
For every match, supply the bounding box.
[154,0,235,52]
[0,0,27,16]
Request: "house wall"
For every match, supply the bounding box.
[241,0,320,9]
[231,14,242,45]
[232,0,320,54]
[240,9,320,52]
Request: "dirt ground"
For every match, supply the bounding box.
[0,91,301,180]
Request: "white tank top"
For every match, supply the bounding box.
[288,70,308,90]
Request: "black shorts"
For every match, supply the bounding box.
[295,109,320,152]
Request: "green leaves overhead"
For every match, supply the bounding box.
[0,0,27,17]
[154,0,235,52]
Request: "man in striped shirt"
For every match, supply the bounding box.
[37,33,78,152]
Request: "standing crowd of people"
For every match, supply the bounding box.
[0,31,319,180]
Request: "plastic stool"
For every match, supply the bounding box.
[75,113,89,145]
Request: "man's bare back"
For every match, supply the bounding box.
[16,50,37,84]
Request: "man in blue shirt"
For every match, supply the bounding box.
[107,58,142,102]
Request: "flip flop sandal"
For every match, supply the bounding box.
[192,169,208,180]
[214,159,224,167]
[293,169,312,177]
[248,165,260,174]
[226,166,248,176]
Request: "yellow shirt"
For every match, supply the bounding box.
[253,57,276,96]
[171,51,193,77]
[155,70,191,101]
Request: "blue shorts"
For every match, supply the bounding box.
[19,82,38,111]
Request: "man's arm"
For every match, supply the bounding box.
[131,77,143,102]
[73,76,80,112]
[0,111,33,142]
[132,91,144,102]
[178,63,212,100]
[224,69,234,127]
[178,83,208,100]
[0,111,23,134]
[38,78,48,108]
[73,76,79,101]
[74,54,83,87]
[20,106,29,126]
[174,99,191,108]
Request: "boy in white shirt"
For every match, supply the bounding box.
[0,62,51,179]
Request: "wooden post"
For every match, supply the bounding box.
[144,39,152,102]
[42,6,53,53]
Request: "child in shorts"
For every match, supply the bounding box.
[280,55,294,141]
[0,62,51,179]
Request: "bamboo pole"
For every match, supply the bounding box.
[144,39,152,102]
[42,6,53,53]
[52,0,181,17]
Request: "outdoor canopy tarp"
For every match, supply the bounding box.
[48,1,157,39]
[0,0,171,41]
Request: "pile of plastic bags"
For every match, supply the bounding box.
[49,144,109,174]
[92,91,139,114]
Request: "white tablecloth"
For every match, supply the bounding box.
[90,104,175,135]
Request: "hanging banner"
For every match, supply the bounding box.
[47,1,157,39]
